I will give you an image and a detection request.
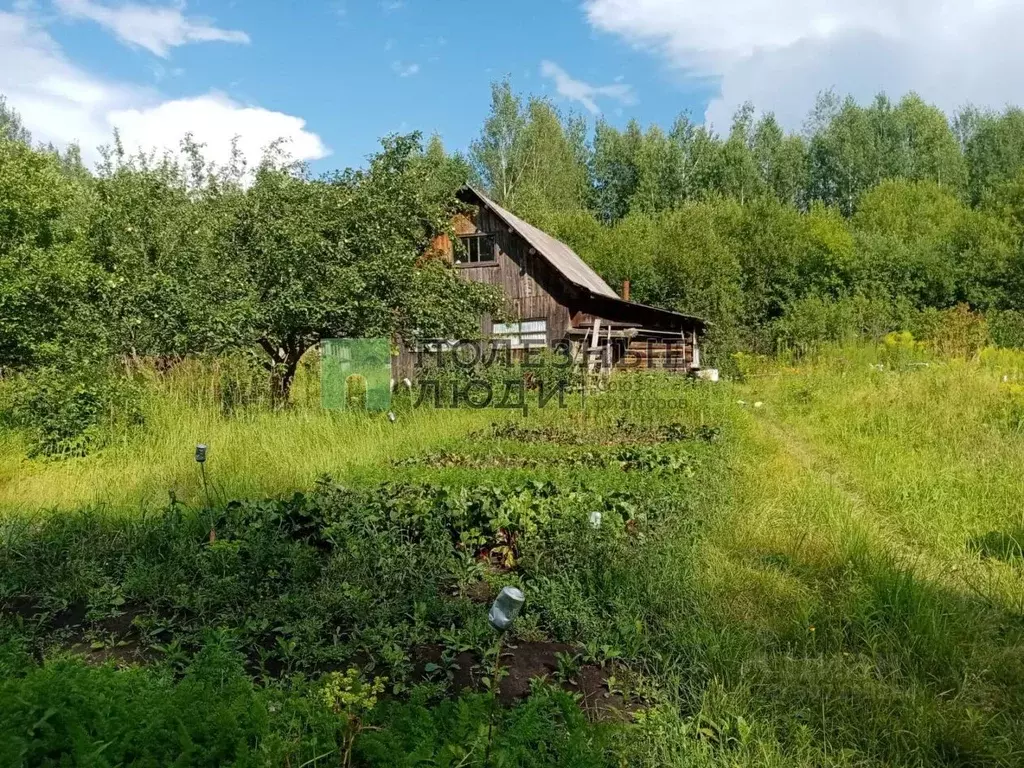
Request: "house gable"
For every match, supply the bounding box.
[401,186,708,378]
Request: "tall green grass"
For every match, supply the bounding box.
[3,347,1024,764]
[694,342,1024,764]
[0,358,494,516]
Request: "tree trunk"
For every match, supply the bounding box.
[269,360,298,408]
[260,338,303,408]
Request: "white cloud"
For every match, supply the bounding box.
[0,10,328,168]
[55,0,249,58]
[111,94,328,169]
[539,60,635,114]
[583,0,1024,130]
[391,60,419,77]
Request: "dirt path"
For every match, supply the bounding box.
[750,411,994,599]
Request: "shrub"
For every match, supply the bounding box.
[914,304,989,358]
[880,331,928,369]
[5,361,143,457]
[987,309,1024,349]
[357,686,618,768]
[0,642,280,767]
[216,352,273,414]
[769,294,919,356]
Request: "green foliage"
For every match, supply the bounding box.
[0,647,622,767]
[852,181,1018,311]
[770,294,918,352]
[8,81,1024,466]
[0,101,500,418]
[86,137,246,361]
[808,92,966,214]
[224,133,501,402]
[987,309,1024,349]
[0,642,277,767]
[0,134,97,369]
[402,260,504,344]
[916,304,990,358]
[4,352,1024,764]
[0,414,715,763]
[467,82,1024,366]
[545,174,1022,364]
[214,351,274,414]
[964,106,1024,204]
[357,687,618,767]
[20,78,1024,765]
[321,667,387,767]
[0,467,698,687]
[0,95,31,145]
[6,360,143,457]
[588,106,808,221]
[471,79,590,218]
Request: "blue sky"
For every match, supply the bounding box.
[3,0,1024,173]
[0,0,714,172]
[246,0,715,171]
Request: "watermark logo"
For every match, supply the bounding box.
[322,337,697,413]
[321,338,393,412]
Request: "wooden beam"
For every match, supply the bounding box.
[598,321,606,376]
[587,318,602,375]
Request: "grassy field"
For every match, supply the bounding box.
[0,360,495,515]
[698,346,1024,765]
[1,346,1023,766]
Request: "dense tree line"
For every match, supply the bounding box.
[6,81,1024,453]
[0,109,499,379]
[469,82,1024,358]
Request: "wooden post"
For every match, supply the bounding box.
[602,323,612,377]
[587,318,602,375]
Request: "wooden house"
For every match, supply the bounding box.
[401,186,706,375]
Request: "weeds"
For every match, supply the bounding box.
[2,349,1024,764]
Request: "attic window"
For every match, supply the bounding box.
[456,233,495,264]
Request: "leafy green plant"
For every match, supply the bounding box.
[555,651,582,684]
[321,667,387,768]
[6,361,143,457]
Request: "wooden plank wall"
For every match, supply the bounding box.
[449,208,572,342]
[402,202,702,379]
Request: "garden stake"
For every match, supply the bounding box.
[484,587,525,768]
[195,444,213,539]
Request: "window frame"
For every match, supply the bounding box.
[491,318,548,350]
[454,233,497,266]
